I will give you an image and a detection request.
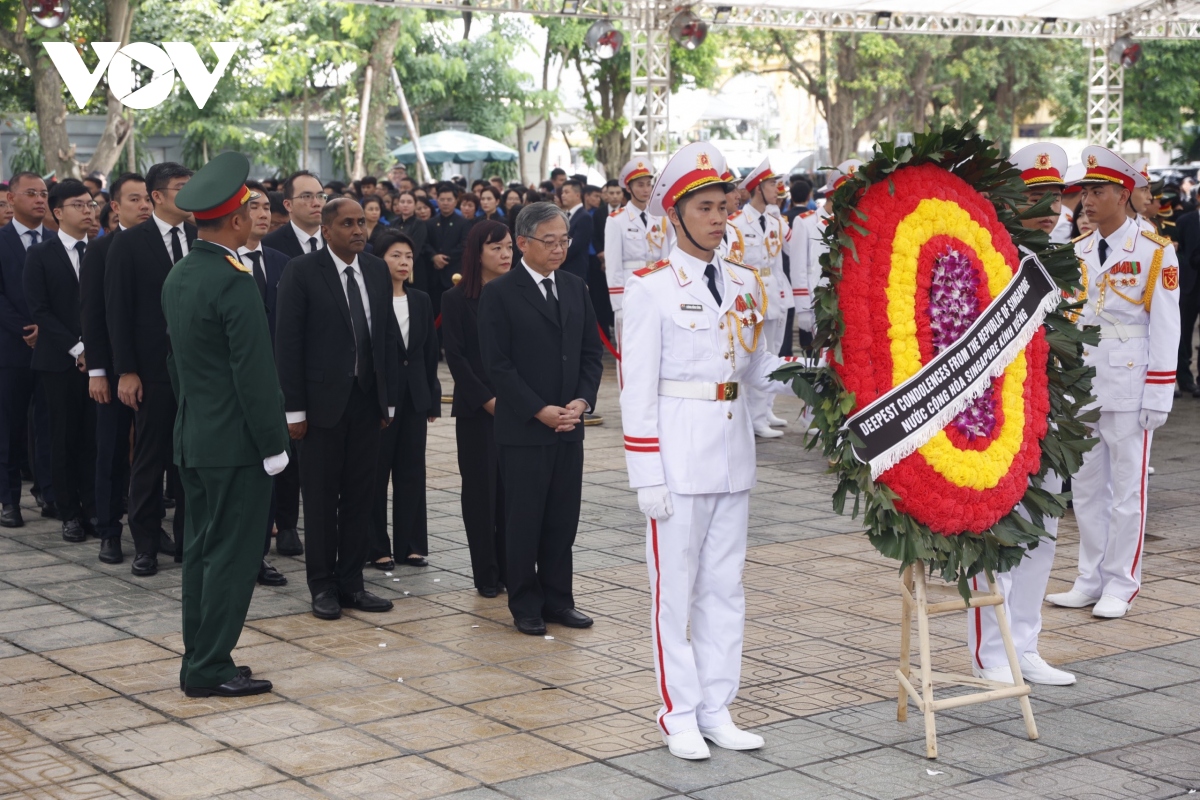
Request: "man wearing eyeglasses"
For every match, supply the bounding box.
[478,201,604,636]
[261,171,327,262]
[0,172,56,529]
[105,162,196,577]
[23,180,98,544]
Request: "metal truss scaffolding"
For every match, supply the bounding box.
[628,0,671,165]
[1087,38,1125,147]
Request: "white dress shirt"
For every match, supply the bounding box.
[12,218,45,251]
[285,250,393,424]
[291,221,323,254]
[523,259,557,300]
[392,295,410,345]
[57,229,88,359]
[151,213,190,260]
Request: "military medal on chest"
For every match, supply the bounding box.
[646,217,665,249]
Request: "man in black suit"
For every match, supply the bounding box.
[478,201,604,635]
[259,171,326,556]
[105,162,195,576]
[23,180,98,543]
[0,172,56,528]
[260,170,326,261]
[557,180,592,283]
[427,182,466,316]
[81,173,152,563]
[1176,206,1200,396]
[275,198,400,620]
[238,181,292,586]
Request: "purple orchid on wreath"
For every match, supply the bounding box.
[930,247,996,440]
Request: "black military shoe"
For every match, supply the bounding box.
[338,590,393,613]
[131,553,158,576]
[514,617,547,636]
[184,674,271,698]
[543,607,594,628]
[99,538,123,564]
[62,518,86,542]
[312,589,342,620]
[275,528,304,556]
[0,505,23,528]
[257,560,287,586]
[180,665,251,692]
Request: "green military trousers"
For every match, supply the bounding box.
[178,462,271,689]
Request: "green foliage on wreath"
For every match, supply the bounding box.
[772,123,1099,600]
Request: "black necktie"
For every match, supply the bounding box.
[247,251,267,301]
[344,266,374,391]
[73,241,86,277]
[1098,239,1109,265]
[308,236,318,253]
[705,264,722,305]
[27,229,39,248]
[640,211,647,227]
[169,227,184,264]
[541,278,559,318]
[759,215,767,232]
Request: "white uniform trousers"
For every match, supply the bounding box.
[966,470,1062,669]
[747,317,787,429]
[1072,410,1152,603]
[646,489,750,735]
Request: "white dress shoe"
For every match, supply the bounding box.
[767,413,788,428]
[698,723,764,751]
[1020,653,1076,685]
[663,729,710,760]
[1046,589,1100,608]
[753,426,783,439]
[1148,465,1155,475]
[971,663,1014,684]
[1093,594,1131,618]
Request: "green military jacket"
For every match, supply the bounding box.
[162,239,289,468]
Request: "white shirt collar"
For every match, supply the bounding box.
[566,203,584,217]
[57,228,86,252]
[291,220,321,249]
[1099,216,1136,254]
[197,239,238,260]
[238,243,263,256]
[522,258,555,287]
[671,245,715,277]
[12,218,43,238]
[118,224,128,231]
[330,249,360,274]
[151,212,184,237]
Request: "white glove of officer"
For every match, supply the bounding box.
[1139,409,1168,431]
[637,485,673,520]
[614,309,623,331]
[795,309,815,333]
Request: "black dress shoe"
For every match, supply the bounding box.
[62,518,86,543]
[276,528,304,556]
[257,560,287,586]
[371,557,396,571]
[311,589,342,620]
[405,554,428,567]
[0,505,23,528]
[157,530,176,557]
[131,553,158,576]
[543,608,593,628]
[82,518,99,539]
[338,590,393,613]
[99,538,123,564]
[478,585,499,598]
[184,674,272,698]
[180,665,251,691]
[41,502,58,519]
[514,617,547,636]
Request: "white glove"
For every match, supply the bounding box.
[614,309,623,330]
[795,309,815,333]
[263,450,290,476]
[637,485,673,520]
[1139,409,1168,431]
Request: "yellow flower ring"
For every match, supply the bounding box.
[835,163,1050,535]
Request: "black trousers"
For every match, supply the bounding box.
[0,366,34,507]
[39,368,96,523]
[369,404,429,561]
[1178,288,1199,385]
[779,308,796,357]
[300,383,381,597]
[457,415,506,590]
[94,374,131,540]
[129,380,183,555]
[264,439,299,556]
[499,440,583,620]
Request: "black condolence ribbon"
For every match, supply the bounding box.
[845,254,1058,479]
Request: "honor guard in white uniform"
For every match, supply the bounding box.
[605,159,673,350]
[1129,158,1160,234]
[717,169,746,265]
[1047,146,1180,619]
[620,142,800,761]
[728,159,793,438]
[967,143,1075,686]
[1053,163,1086,243]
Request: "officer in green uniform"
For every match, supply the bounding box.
[163,152,290,697]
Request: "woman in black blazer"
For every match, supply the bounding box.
[441,220,511,597]
[390,192,434,294]
[369,230,441,570]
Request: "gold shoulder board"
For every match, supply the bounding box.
[225,255,251,273]
[1141,229,1172,248]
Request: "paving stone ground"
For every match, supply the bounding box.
[2,355,1199,799]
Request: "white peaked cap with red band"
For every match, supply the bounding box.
[619,158,654,188]
[1077,146,1147,192]
[1009,143,1068,188]
[820,159,865,193]
[1131,157,1151,182]
[738,157,777,194]
[648,141,732,218]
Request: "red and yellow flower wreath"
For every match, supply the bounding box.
[775,126,1097,592]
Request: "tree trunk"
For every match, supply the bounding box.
[827,39,859,161]
[32,46,78,178]
[364,18,404,176]
[84,0,135,177]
